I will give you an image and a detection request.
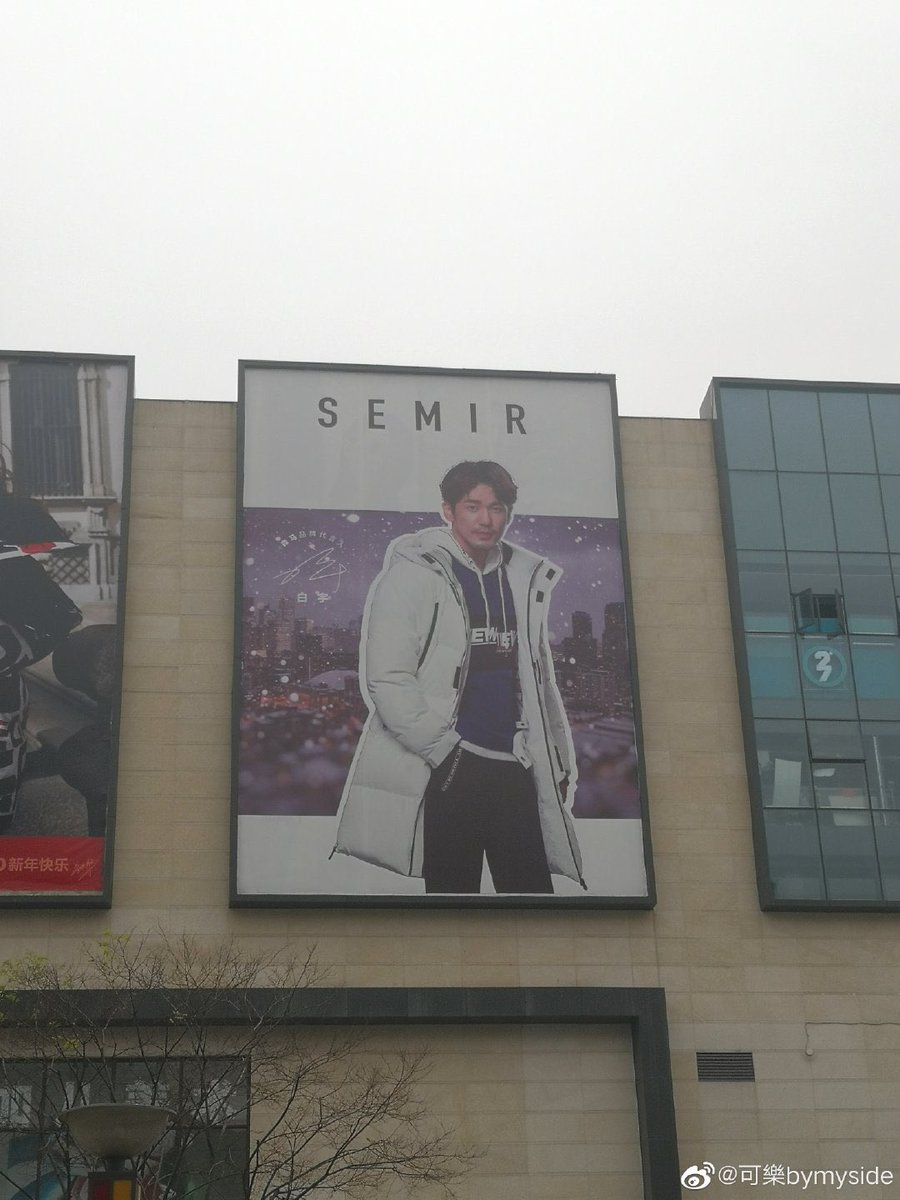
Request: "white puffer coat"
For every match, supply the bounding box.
[332,527,584,886]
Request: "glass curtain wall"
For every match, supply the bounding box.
[714,383,900,906]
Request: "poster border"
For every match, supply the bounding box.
[0,348,135,909]
[230,360,656,909]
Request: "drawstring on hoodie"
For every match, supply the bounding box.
[475,565,509,639]
[451,533,509,639]
[476,571,490,626]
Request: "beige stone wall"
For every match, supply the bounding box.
[621,416,900,1197]
[5,399,900,1195]
[370,1024,641,1200]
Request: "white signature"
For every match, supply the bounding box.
[274,547,348,592]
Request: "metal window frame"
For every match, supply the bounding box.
[707,375,900,911]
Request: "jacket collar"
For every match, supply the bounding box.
[387,526,563,591]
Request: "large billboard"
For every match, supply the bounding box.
[0,352,132,904]
[233,363,652,906]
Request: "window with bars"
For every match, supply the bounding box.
[8,362,83,498]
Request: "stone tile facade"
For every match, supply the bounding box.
[5,400,899,1197]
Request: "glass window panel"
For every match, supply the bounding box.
[818,808,881,900]
[830,474,887,552]
[164,1127,247,1200]
[763,809,826,900]
[737,551,792,632]
[52,1062,114,1112]
[839,554,897,634]
[0,1132,66,1200]
[778,473,835,549]
[862,724,900,809]
[807,721,863,760]
[869,393,900,473]
[113,1060,181,1111]
[798,637,857,720]
[0,1084,36,1129]
[0,1059,251,1200]
[812,761,869,808]
[754,719,812,806]
[728,471,784,549]
[851,638,900,720]
[788,551,841,595]
[182,1059,249,1127]
[718,388,775,469]
[42,1065,107,1119]
[745,635,803,718]
[880,477,900,552]
[820,390,877,472]
[873,812,900,899]
[770,389,826,471]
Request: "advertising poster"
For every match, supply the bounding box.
[0,353,132,903]
[234,363,651,905]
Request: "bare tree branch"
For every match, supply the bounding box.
[0,930,473,1200]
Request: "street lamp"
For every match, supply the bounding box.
[60,1103,175,1200]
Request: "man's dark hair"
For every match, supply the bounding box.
[440,461,518,509]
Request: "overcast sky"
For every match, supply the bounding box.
[4,1,899,416]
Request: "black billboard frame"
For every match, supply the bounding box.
[231,359,656,909]
[0,348,135,909]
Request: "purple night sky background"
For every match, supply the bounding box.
[242,508,627,642]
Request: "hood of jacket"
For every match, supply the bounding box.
[383,525,557,580]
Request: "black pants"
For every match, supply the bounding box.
[422,746,553,894]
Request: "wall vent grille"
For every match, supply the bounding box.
[696,1051,755,1082]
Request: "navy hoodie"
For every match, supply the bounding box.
[451,551,519,753]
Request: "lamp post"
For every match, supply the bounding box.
[59,1103,175,1200]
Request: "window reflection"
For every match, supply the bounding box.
[820,391,877,473]
[763,809,825,899]
[721,383,900,905]
[869,393,900,473]
[812,761,869,810]
[730,472,784,549]
[850,639,900,720]
[839,554,898,635]
[754,719,811,807]
[719,388,775,469]
[863,725,900,808]
[830,475,887,552]
[745,635,802,718]
[818,808,881,900]
[880,476,900,552]
[779,473,835,550]
[770,390,825,471]
[738,551,792,632]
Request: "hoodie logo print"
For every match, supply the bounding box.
[470,627,517,651]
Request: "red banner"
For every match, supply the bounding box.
[0,837,104,892]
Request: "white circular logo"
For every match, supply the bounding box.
[801,644,847,689]
[681,1162,714,1190]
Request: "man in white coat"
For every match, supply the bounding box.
[333,461,584,894]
